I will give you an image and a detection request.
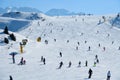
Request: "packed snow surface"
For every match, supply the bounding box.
[0,13,120,80]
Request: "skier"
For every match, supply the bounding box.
[9,75,13,80]
[112,41,114,44]
[85,41,87,44]
[43,58,46,65]
[76,46,78,50]
[95,55,99,63]
[88,46,91,51]
[96,59,99,63]
[107,34,110,37]
[103,47,106,51]
[60,52,62,57]
[118,46,120,50]
[58,61,63,69]
[77,42,80,45]
[23,60,26,65]
[45,40,48,44]
[59,52,62,57]
[93,61,96,67]
[98,43,101,47]
[88,68,93,79]
[19,57,24,65]
[85,60,88,67]
[54,39,56,42]
[107,71,111,80]
[67,40,69,43]
[97,30,99,34]
[68,61,72,68]
[78,61,81,67]
[41,56,44,62]
[95,55,98,60]
[12,53,15,64]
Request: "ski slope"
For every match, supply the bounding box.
[0,13,120,80]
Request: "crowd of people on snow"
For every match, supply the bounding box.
[9,36,116,80]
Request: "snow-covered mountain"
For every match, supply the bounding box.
[0,7,42,13]
[1,12,44,20]
[0,12,120,80]
[0,7,87,16]
[45,9,79,16]
[0,12,46,31]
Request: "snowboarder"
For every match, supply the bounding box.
[68,61,72,68]
[43,58,46,65]
[85,60,88,67]
[78,61,81,67]
[9,75,13,80]
[107,71,111,80]
[58,61,63,69]
[59,52,62,57]
[88,68,93,79]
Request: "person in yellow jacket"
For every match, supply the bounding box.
[37,37,41,42]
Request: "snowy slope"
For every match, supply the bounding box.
[1,12,43,20]
[0,13,120,80]
[0,12,47,32]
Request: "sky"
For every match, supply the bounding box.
[0,0,120,14]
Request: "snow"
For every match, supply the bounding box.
[0,13,120,80]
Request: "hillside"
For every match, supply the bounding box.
[0,13,120,80]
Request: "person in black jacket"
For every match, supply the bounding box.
[12,53,15,64]
[85,60,88,67]
[9,75,13,80]
[43,58,46,65]
[107,71,111,80]
[59,52,62,57]
[68,61,72,68]
[58,61,63,69]
[88,68,93,79]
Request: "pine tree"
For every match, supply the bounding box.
[3,26,9,34]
